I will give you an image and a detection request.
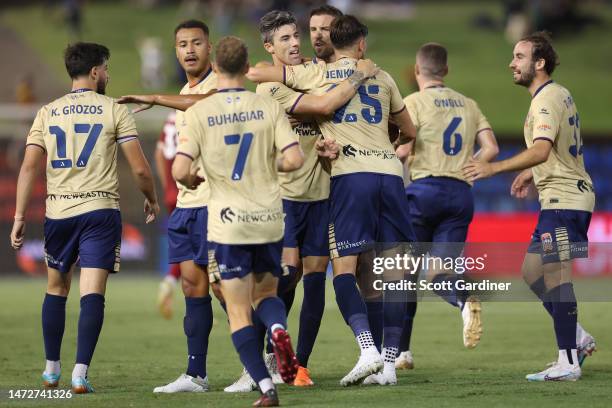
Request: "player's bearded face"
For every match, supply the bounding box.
[175,28,211,76]
[310,14,335,60]
[94,63,108,95]
[272,24,302,66]
[510,41,536,87]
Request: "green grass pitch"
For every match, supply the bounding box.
[0,276,610,407]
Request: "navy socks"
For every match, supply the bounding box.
[296,272,326,367]
[184,296,213,379]
[42,293,67,362]
[76,294,105,366]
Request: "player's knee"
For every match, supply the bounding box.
[226,302,251,330]
[210,282,224,302]
[46,282,70,297]
[181,275,207,297]
[303,256,329,274]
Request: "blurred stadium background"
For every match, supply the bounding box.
[0,2,611,406]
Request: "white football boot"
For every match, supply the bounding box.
[526,363,581,382]
[528,349,581,382]
[339,347,383,387]
[224,368,257,393]
[363,363,397,386]
[461,296,482,348]
[153,373,209,393]
[576,324,596,366]
[395,350,414,370]
[264,352,284,385]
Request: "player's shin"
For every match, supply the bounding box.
[184,296,213,379]
[296,271,326,368]
[547,283,579,367]
[333,273,375,352]
[42,293,67,385]
[231,325,274,393]
[278,265,298,314]
[74,293,105,381]
[365,297,383,352]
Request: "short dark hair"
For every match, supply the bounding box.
[520,31,559,75]
[259,10,297,44]
[309,4,343,19]
[64,42,110,79]
[417,43,448,78]
[330,15,368,49]
[215,36,248,75]
[174,19,210,37]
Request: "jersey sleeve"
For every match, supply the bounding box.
[385,72,406,115]
[272,100,299,152]
[403,94,419,128]
[530,96,562,143]
[257,82,304,114]
[26,107,46,151]
[472,100,492,133]
[176,107,202,161]
[283,63,325,92]
[114,103,138,143]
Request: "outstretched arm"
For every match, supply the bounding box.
[463,139,553,182]
[290,59,380,116]
[117,89,217,112]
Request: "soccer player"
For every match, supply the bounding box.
[173,35,304,407]
[309,4,388,358]
[10,42,159,393]
[309,4,343,64]
[463,31,596,381]
[122,19,219,393]
[251,9,380,389]
[247,15,418,386]
[393,43,498,368]
[155,111,182,320]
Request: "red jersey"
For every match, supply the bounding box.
[157,111,179,211]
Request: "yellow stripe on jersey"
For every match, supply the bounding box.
[175,68,217,208]
[284,58,405,178]
[26,90,137,219]
[256,81,330,202]
[524,81,594,212]
[177,89,297,245]
[405,86,491,184]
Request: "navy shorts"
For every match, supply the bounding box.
[328,173,415,258]
[527,209,591,264]
[207,240,284,282]
[405,177,474,258]
[282,199,329,257]
[44,209,122,273]
[168,207,208,266]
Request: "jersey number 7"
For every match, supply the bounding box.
[224,132,254,180]
[49,123,103,169]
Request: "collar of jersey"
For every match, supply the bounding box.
[189,66,213,88]
[70,88,93,93]
[217,88,246,93]
[533,80,554,98]
[425,84,446,89]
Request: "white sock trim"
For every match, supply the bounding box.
[72,363,88,380]
[258,378,274,394]
[45,360,60,375]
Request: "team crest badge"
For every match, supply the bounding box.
[541,233,554,252]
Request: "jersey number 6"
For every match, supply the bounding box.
[443,116,463,156]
